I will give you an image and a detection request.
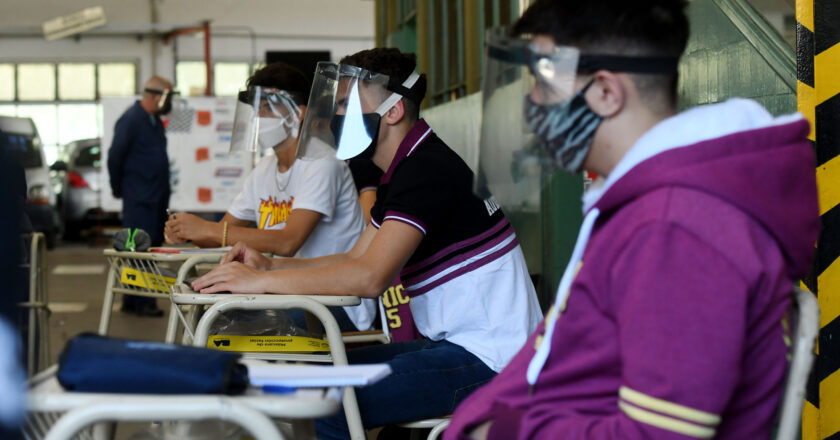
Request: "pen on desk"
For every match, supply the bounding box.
[261,385,296,394]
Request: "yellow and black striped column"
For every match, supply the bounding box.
[800,0,840,438]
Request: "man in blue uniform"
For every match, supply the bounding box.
[107,76,173,317]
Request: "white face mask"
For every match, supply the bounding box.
[258,116,296,150]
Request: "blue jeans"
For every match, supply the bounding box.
[315,339,497,440]
[286,306,359,333]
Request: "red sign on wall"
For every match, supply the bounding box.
[197,110,212,126]
[197,187,212,203]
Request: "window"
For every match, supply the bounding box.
[0,65,13,101]
[74,144,101,168]
[214,62,250,96]
[18,64,56,101]
[176,61,207,97]
[16,104,57,149]
[98,63,136,97]
[57,104,99,145]
[59,63,96,100]
[0,132,42,168]
[1,61,135,164]
[177,61,260,96]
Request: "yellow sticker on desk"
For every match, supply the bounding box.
[207,335,330,353]
[120,267,176,292]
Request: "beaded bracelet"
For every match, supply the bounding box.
[222,221,229,247]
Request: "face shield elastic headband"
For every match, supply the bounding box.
[385,73,427,105]
[237,88,304,107]
[229,86,303,153]
[373,71,423,115]
[144,87,175,114]
[487,44,680,76]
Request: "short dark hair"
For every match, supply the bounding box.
[247,62,311,106]
[514,0,689,112]
[340,48,424,122]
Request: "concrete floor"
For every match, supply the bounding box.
[36,241,386,440]
[34,242,174,439]
[45,241,172,365]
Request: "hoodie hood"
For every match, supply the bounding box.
[583,98,818,278]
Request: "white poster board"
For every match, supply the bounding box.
[100,96,253,213]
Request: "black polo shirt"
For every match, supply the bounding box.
[370,119,515,296]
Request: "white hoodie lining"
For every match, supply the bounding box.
[582,98,804,213]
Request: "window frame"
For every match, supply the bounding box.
[0,60,138,164]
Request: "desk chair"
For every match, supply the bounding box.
[775,286,819,440]
[189,292,368,440]
[97,249,223,342]
[24,364,342,440]
[396,287,820,440]
[17,232,50,377]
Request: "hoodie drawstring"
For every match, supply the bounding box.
[526,208,600,391]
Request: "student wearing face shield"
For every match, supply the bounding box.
[191,48,543,438]
[107,76,174,318]
[445,1,820,439]
[164,63,375,332]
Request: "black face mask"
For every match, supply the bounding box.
[329,112,382,161]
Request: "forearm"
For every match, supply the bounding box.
[257,256,386,298]
[227,226,304,257]
[267,252,352,271]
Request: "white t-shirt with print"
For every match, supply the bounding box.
[227,139,376,330]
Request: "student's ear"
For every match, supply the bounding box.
[297,104,307,120]
[586,70,625,119]
[382,99,406,125]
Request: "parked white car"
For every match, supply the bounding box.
[58,138,120,239]
[0,116,61,248]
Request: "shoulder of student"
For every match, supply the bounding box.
[392,138,471,186]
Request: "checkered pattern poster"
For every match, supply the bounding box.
[101,96,254,212]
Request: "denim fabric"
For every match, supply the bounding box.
[286,306,359,333]
[315,339,496,440]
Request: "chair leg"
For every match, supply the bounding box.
[164,302,180,344]
[98,262,118,335]
[181,305,201,345]
[428,420,450,440]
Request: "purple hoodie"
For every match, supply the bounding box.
[446,99,820,440]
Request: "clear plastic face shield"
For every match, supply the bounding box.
[475,29,679,205]
[144,87,176,115]
[296,62,422,161]
[474,30,581,211]
[229,86,303,153]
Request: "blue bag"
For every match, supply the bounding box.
[57,333,248,395]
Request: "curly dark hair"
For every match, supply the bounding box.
[340,48,424,121]
[246,62,311,105]
[514,0,689,112]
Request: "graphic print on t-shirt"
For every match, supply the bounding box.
[258,196,294,230]
[380,282,422,342]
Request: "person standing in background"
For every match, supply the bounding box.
[107,76,174,318]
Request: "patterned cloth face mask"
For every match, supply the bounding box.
[523,79,602,174]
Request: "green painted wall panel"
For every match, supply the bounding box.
[680,0,795,115]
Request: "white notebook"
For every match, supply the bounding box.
[243,361,392,388]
